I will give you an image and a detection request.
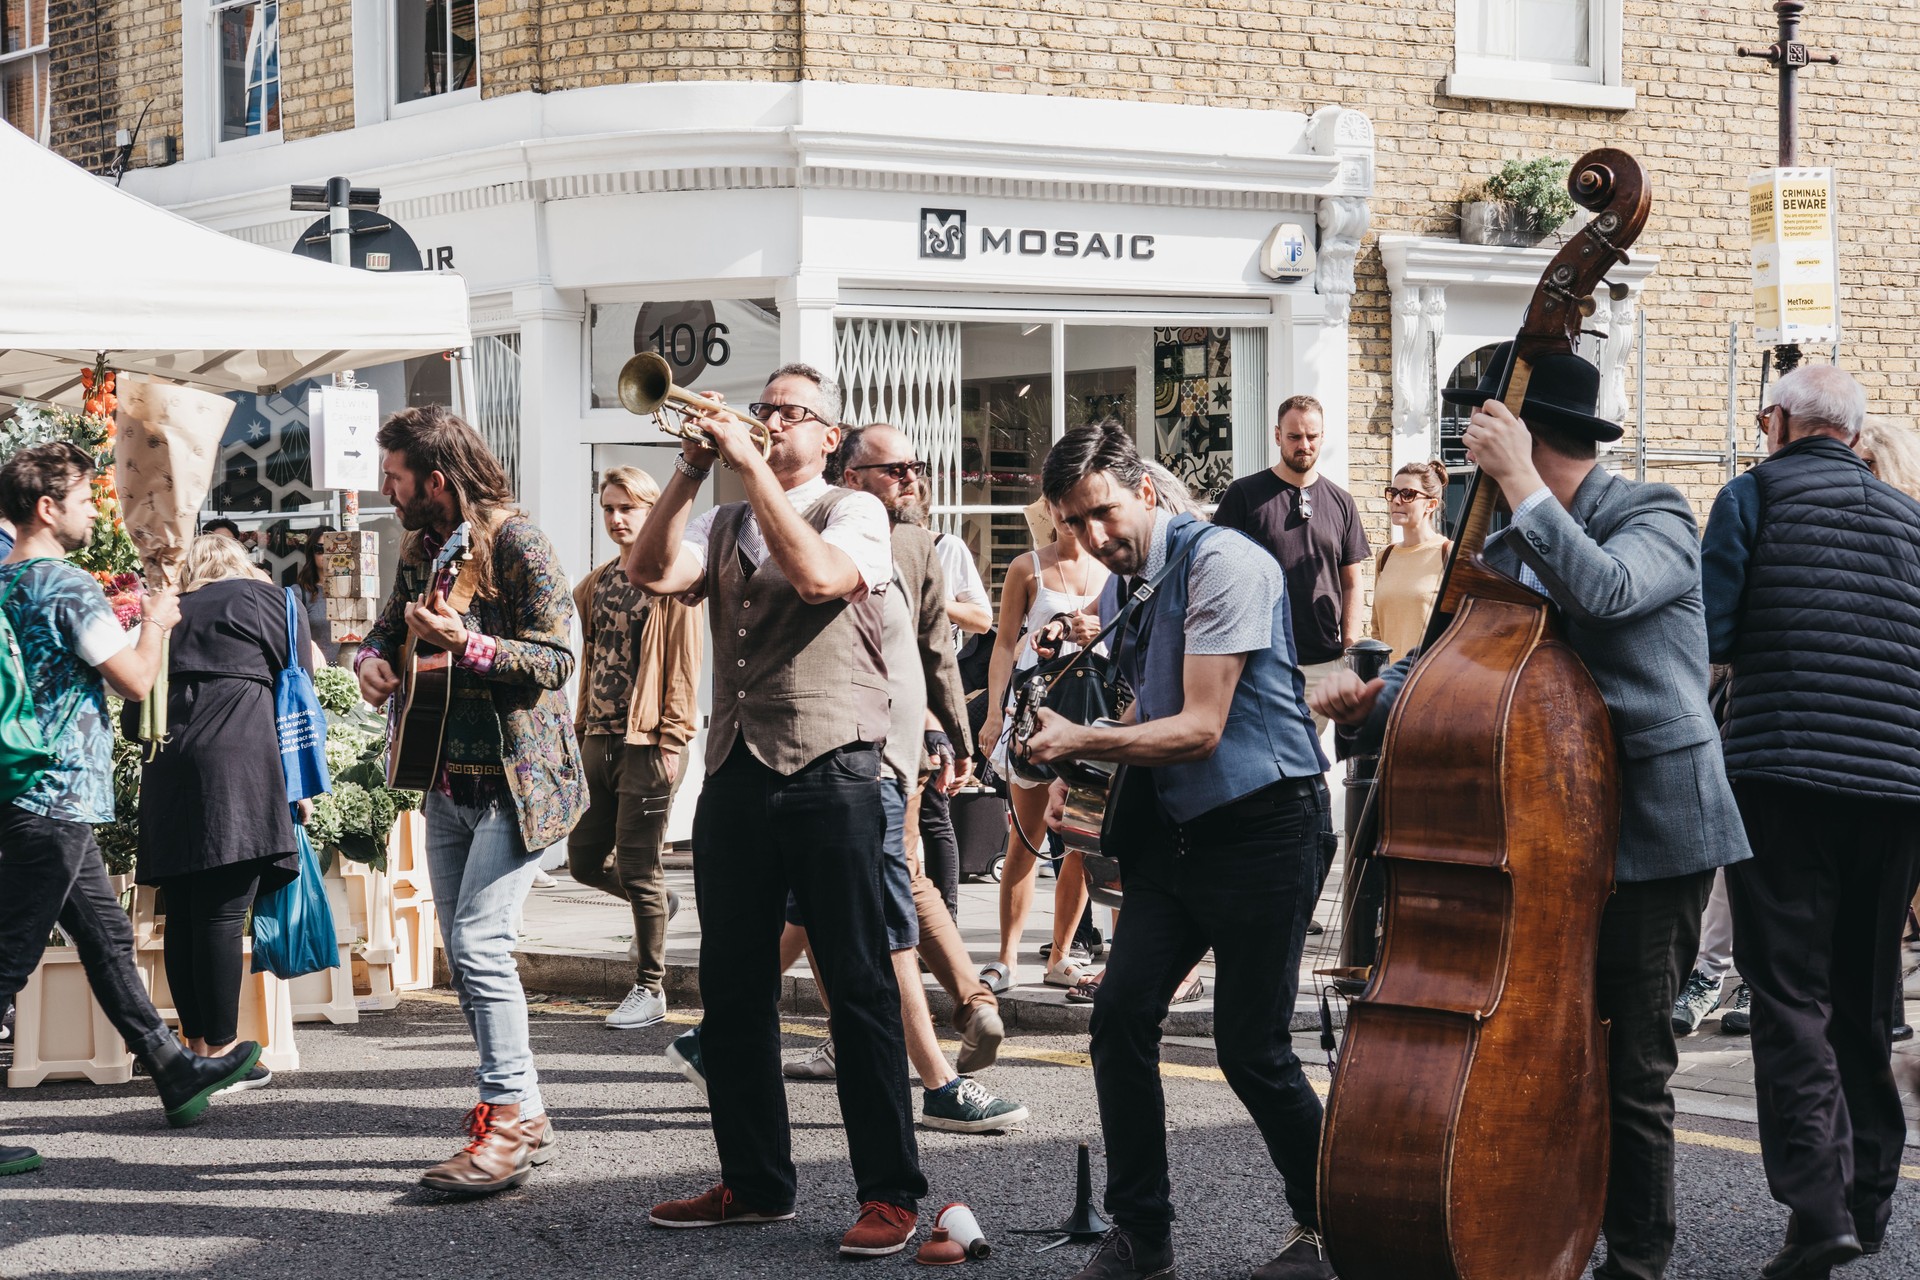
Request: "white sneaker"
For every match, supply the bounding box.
[782,1040,837,1080]
[531,868,558,889]
[606,984,667,1030]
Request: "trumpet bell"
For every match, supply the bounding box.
[616,351,673,417]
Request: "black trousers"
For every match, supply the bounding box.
[1090,774,1331,1243]
[915,775,960,919]
[692,741,924,1212]
[1725,783,1920,1246]
[162,861,265,1045]
[1591,870,1716,1280]
[0,804,170,1058]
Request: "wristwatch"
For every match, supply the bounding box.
[675,456,712,481]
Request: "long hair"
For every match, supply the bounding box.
[1856,417,1920,502]
[377,405,518,601]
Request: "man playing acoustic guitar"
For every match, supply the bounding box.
[1022,423,1335,1280]
[355,406,585,1197]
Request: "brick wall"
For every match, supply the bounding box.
[280,0,354,140]
[48,0,181,173]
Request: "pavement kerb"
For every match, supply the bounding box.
[488,947,1331,1036]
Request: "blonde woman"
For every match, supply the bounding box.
[979,505,1111,991]
[1370,460,1452,661]
[134,535,317,1087]
[1856,417,1920,501]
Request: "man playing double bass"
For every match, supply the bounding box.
[1023,423,1337,1280]
[1312,347,1752,1280]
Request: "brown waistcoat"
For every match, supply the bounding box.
[702,489,890,776]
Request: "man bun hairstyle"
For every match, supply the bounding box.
[0,441,94,526]
[1043,422,1147,503]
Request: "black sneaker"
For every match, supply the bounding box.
[1252,1224,1336,1280]
[665,1026,707,1099]
[1070,1228,1176,1280]
[1,999,13,1042]
[920,1078,1030,1133]
[1720,983,1753,1035]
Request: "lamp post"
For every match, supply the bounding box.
[1738,1,1839,376]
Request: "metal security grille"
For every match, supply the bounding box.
[835,319,962,532]
[473,332,521,493]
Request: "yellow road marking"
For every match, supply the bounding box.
[431,992,1920,1180]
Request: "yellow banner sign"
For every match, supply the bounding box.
[1749,168,1837,344]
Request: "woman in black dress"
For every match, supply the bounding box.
[136,534,314,1073]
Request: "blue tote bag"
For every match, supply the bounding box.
[276,587,331,801]
[252,818,340,979]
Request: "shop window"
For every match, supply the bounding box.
[588,298,781,413]
[213,0,280,141]
[1,0,48,144]
[1450,0,1632,110]
[394,0,478,106]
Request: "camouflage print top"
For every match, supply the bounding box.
[581,569,651,736]
[360,514,587,852]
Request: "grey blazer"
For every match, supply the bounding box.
[1359,466,1751,883]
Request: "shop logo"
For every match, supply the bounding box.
[921,209,968,260]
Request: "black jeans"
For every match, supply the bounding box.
[162,861,264,1045]
[1591,870,1715,1280]
[915,777,960,919]
[1090,775,1331,1244]
[692,741,924,1212]
[1725,783,1919,1246]
[0,804,170,1058]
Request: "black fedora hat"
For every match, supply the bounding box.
[1441,342,1623,443]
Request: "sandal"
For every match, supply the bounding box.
[1171,975,1207,1006]
[979,961,1016,995]
[1045,959,1092,989]
[1065,972,1103,1005]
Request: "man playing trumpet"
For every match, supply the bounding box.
[626,365,927,1260]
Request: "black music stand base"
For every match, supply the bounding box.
[1012,1142,1110,1252]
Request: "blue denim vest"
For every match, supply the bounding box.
[1112,515,1328,823]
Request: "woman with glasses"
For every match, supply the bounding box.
[1369,460,1451,661]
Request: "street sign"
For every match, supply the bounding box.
[307,385,381,492]
[1749,167,1838,345]
[292,209,424,272]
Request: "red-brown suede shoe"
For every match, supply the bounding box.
[419,1102,533,1196]
[522,1111,557,1166]
[840,1200,917,1257]
[649,1184,796,1228]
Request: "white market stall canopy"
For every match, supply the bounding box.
[0,122,471,407]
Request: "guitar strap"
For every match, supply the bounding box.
[446,565,479,614]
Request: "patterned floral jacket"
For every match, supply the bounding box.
[361,514,587,851]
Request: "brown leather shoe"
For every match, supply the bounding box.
[523,1111,557,1166]
[420,1102,534,1195]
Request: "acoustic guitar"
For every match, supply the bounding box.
[385,522,473,789]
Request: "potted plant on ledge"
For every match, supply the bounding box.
[1460,157,1577,247]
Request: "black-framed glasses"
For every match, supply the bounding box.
[1383,486,1430,503]
[845,460,929,483]
[748,401,829,427]
[1297,485,1314,520]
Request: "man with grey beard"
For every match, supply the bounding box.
[776,424,1028,1132]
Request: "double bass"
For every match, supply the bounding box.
[1318,149,1651,1280]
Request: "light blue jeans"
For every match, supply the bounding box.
[424,791,545,1112]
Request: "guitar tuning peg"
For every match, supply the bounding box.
[1577,296,1598,318]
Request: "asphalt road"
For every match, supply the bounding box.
[1,992,1914,1280]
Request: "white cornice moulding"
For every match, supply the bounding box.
[123,81,1368,238]
[1444,71,1636,112]
[1380,234,1659,294]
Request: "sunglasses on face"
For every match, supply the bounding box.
[845,460,930,483]
[1384,486,1431,503]
[748,401,829,427]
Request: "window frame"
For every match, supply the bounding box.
[387,0,480,120]
[206,0,283,154]
[1,0,51,145]
[1448,0,1634,112]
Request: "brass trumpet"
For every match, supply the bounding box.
[615,351,772,462]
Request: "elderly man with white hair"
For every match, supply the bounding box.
[1701,361,1920,1278]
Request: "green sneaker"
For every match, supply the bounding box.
[921,1077,1029,1134]
[665,1026,707,1099]
[0,1145,42,1176]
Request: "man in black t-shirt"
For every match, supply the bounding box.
[1214,394,1370,733]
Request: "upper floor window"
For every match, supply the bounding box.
[1450,0,1633,111]
[394,0,478,106]
[214,0,280,141]
[1,0,49,144]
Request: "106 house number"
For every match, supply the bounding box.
[647,321,731,369]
